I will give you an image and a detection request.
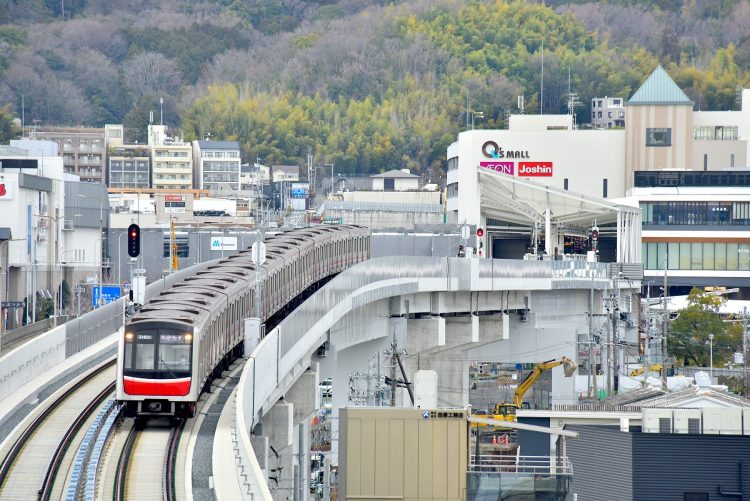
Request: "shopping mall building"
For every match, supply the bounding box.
[447,66,750,295]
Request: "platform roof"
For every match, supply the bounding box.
[478,167,639,229]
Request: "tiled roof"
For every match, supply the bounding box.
[627,66,693,106]
[371,169,418,178]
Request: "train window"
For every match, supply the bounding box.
[130,330,156,370]
[158,333,191,372]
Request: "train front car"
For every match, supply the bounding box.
[117,320,198,418]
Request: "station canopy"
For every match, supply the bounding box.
[477,166,641,263]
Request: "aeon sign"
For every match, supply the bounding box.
[480,161,514,175]
[518,162,553,177]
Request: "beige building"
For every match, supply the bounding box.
[339,407,468,501]
[624,66,695,185]
[32,127,106,183]
[148,125,193,190]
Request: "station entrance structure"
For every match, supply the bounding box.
[476,166,641,264]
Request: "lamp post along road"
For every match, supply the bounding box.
[709,333,715,380]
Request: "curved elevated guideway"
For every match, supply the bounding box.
[234,256,640,499]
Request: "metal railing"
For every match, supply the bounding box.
[469,455,573,476]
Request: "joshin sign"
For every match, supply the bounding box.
[518,162,553,177]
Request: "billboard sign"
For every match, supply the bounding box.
[480,161,514,175]
[291,188,307,198]
[92,285,122,307]
[211,236,238,251]
[0,181,15,200]
[518,162,553,177]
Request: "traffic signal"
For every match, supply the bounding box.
[127,224,141,257]
[476,227,484,238]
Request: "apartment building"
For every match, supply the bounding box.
[591,96,626,128]
[32,127,106,183]
[192,140,241,195]
[148,125,193,190]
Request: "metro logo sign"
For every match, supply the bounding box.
[518,162,553,177]
[480,161,514,175]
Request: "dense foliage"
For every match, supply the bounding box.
[1,0,749,176]
[668,288,742,368]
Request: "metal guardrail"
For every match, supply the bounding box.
[469,455,573,476]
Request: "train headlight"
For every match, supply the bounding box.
[125,332,134,341]
[184,334,193,342]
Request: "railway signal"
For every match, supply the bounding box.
[127,224,141,258]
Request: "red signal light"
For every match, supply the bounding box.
[476,228,484,238]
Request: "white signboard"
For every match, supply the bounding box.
[252,241,266,265]
[0,181,15,200]
[210,236,238,251]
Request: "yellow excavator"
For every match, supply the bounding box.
[475,357,578,425]
[629,364,663,377]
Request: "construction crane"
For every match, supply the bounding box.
[475,356,578,424]
[629,364,663,377]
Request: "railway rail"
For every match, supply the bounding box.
[0,359,116,500]
[113,419,185,501]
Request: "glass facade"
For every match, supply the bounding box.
[642,242,750,271]
[640,202,750,225]
[694,125,738,140]
[634,171,750,188]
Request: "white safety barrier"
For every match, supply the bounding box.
[0,324,66,402]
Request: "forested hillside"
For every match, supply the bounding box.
[1,0,749,177]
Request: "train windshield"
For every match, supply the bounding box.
[124,328,192,374]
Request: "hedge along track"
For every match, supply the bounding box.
[0,358,116,500]
[113,418,185,501]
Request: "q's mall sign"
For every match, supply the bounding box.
[479,141,553,177]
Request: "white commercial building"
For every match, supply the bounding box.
[446,66,750,293]
[0,140,108,329]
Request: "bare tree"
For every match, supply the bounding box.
[123,52,182,98]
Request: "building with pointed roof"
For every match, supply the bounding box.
[625,65,698,184]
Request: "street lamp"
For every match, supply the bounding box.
[708,333,715,379]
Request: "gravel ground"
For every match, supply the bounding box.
[0,348,116,444]
[191,372,241,501]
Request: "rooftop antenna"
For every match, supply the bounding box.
[149,110,153,125]
[160,96,164,125]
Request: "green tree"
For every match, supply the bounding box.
[0,105,19,143]
[668,288,739,367]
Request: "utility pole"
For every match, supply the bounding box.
[662,258,669,385]
[744,307,748,397]
[588,272,596,398]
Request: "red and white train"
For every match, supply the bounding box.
[116,225,370,418]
